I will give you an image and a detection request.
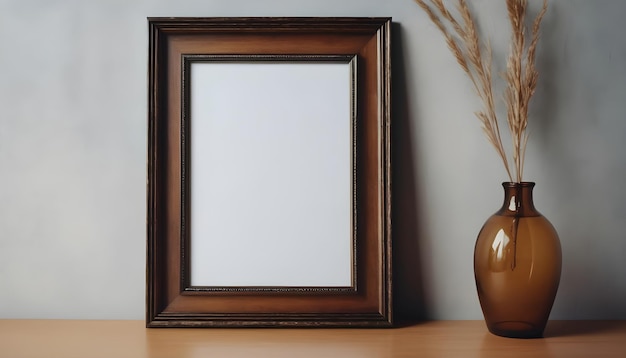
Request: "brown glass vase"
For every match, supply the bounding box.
[474,182,561,338]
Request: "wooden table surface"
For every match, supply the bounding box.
[0,320,624,357]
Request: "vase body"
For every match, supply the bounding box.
[474,182,561,338]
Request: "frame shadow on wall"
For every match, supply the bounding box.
[390,22,429,324]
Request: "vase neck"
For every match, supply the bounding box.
[496,182,540,217]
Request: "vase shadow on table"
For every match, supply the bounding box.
[390,22,430,327]
[543,321,622,338]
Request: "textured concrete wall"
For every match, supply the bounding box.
[1,0,624,319]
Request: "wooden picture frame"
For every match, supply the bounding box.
[147,17,392,327]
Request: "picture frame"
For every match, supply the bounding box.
[147,17,392,327]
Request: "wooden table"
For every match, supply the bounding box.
[0,320,624,357]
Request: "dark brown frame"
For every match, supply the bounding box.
[147,17,392,327]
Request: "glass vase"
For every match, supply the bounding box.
[474,182,562,338]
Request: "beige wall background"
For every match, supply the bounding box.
[1,0,624,320]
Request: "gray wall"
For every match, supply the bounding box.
[1,0,624,320]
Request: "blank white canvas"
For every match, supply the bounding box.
[189,61,352,287]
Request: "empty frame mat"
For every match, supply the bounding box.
[188,57,355,288]
[147,17,392,327]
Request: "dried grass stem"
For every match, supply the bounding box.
[416,0,548,183]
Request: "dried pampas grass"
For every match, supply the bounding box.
[415,0,548,183]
